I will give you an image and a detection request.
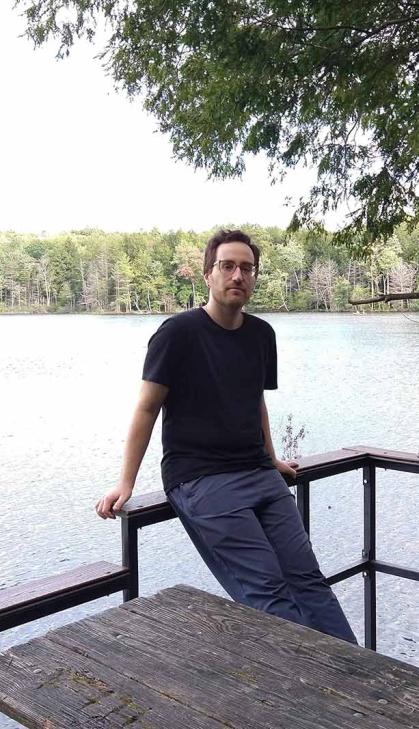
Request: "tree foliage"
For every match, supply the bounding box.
[15,0,419,254]
[0,224,417,313]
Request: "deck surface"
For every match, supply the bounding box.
[1,584,419,728]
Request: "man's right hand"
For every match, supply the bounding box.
[95,484,133,520]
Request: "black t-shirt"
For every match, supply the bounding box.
[142,307,278,492]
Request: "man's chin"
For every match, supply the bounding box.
[225,290,249,306]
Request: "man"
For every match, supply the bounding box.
[96,229,357,644]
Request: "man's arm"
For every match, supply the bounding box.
[261,395,298,479]
[95,380,169,519]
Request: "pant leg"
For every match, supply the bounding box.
[256,469,358,644]
[167,471,306,626]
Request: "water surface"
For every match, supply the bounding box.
[1,312,418,727]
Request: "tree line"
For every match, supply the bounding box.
[0,225,418,314]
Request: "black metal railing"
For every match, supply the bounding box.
[1,445,418,644]
[118,445,419,651]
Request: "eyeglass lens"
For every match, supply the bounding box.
[219,260,255,276]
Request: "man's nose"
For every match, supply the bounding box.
[232,266,244,282]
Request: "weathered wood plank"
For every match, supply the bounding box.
[117,586,419,726]
[2,586,419,729]
[54,617,358,729]
[3,613,384,729]
[0,639,223,729]
[108,606,419,727]
[7,588,417,728]
[3,632,295,729]
[0,562,128,612]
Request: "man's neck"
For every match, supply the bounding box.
[203,300,244,330]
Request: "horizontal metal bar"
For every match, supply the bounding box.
[0,572,131,632]
[370,458,419,475]
[372,560,419,582]
[326,559,368,586]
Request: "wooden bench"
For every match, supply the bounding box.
[0,561,130,631]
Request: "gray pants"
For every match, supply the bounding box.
[167,467,357,644]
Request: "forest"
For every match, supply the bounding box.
[1,225,418,314]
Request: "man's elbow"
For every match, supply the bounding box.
[138,380,169,416]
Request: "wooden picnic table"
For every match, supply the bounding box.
[0,585,418,728]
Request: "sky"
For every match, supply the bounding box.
[1,1,326,235]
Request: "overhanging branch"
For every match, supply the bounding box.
[349,292,419,305]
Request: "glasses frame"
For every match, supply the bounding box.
[211,259,257,278]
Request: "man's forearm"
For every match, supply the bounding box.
[261,396,277,463]
[119,406,159,488]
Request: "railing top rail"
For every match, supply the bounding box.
[352,445,419,465]
[117,445,418,519]
[118,490,169,518]
[293,446,368,472]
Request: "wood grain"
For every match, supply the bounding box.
[1,585,419,728]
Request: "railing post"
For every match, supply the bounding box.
[296,479,310,538]
[363,463,377,650]
[121,518,139,602]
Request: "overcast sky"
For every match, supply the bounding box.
[1,2,329,235]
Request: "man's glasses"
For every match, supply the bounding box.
[212,260,257,278]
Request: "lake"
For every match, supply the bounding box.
[1,312,418,727]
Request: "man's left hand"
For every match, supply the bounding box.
[273,459,299,479]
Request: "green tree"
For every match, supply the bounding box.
[16,1,419,254]
[113,252,134,312]
[2,247,35,308]
[290,289,314,312]
[332,276,351,311]
[350,284,370,312]
[132,249,167,311]
[375,235,402,297]
[251,254,278,310]
[397,226,419,269]
[47,236,80,305]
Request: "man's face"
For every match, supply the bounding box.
[205,242,256,308]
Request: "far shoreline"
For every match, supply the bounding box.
[0,308,412,317]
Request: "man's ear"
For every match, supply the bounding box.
[204,272,211,288]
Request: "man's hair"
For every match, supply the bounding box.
[203,229,260,275]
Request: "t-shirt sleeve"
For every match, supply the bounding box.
[142,317,183,388]
[264,326,278,390]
